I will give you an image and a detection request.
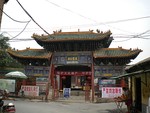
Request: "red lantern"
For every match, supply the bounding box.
[87,76,91,80]
[62,76,66,80]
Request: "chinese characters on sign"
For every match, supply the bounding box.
[53,52,92,64]
[55,71,92,75]
[102,87,122,98]
[21,85,39,96]
[63,88,71,98]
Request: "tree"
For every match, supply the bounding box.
[0,34,23,68]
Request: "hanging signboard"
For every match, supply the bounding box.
[102,87,122,98]
[53,52,92,64]
[99,79,116,85]
[55,71,92,75]
[67,56,79,64]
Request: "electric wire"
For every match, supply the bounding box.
[9,20,31,40]
[2,0,150,38]
[44,0,150,35]
[8,31,150,43]
[2,0,150,42]
[44,0,133,35]
[7,28,150,42]
[0,3,33,40]
[113,30,150,42]
[16,0,52,37]
[0,7,30,23]
[45,0,97,23]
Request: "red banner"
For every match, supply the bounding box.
[55,71,92,76]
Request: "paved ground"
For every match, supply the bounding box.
[26,96,128,113]
[10,95,128,113]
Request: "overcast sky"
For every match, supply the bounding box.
[1,0,150,64]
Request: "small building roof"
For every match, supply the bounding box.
[94,47,142,59]
[7,48,51,59]
[125,57,150,72]
[32,30,113,51]
[111,57,150,79]
[32,30,112,41]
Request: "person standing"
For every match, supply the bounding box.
[122,87,132,113]
[114,87,132,113]
[115,87,132,113]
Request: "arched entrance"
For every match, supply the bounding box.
[48,51,94,101]
[52,65,92,101]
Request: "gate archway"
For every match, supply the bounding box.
[52,65,92,101]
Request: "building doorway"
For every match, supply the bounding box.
[135,77,142,111]
[62,76,71,88]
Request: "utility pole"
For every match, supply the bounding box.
[0,0,9,29]
[0,0,4,29]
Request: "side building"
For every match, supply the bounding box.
[7,30,142,101]
[124,57,150,113]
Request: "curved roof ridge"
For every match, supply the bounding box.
[94,47,142,58]
[53,30,96,35]
[7,47,45,52]
[32,29,112,40]
[95,47,142,51]
[7,48,51,59]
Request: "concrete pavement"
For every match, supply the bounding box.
[23,96,128,113]
[11,94,128,113]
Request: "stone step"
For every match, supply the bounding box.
[70,90,85,96]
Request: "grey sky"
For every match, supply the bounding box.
[1,0,150,64]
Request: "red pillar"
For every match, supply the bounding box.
[51,64,55,100]
[91,62,95,102]
[45,62,54,101]
[51,64,54,87]
[85,80,90,101]
[60,76,62,90]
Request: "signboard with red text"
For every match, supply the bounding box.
[55,71,92,76]
[21,85,39,96]
[102,87,122,98]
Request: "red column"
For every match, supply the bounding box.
[91,63,95,102]
[45,63,54,101]
[51,64,54,87]
[51,64,55,100]
[60,76,62,90]
[85,78,91,101]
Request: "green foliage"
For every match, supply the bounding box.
[0,35,9,49]
[0,34,23,68]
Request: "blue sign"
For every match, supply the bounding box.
[63,88,71,98]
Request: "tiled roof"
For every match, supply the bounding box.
[7,48,51,59]
[32,30,112,41]
[94,47,142,58]
[7,47,142,59]
[125,57,150,71]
